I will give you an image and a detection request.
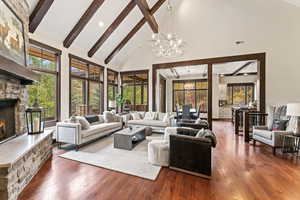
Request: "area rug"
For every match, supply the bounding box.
[59,135,161,180]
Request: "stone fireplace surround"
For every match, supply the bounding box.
[0,1,53,200]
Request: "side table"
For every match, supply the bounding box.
[280,134,300,155]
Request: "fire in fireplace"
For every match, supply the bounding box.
[0,99,17,144]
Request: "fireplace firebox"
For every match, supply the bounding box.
[0,99,17,144]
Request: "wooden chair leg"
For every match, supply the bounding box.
[253,140,256,146]
[273,147,276,155]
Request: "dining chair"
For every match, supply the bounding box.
[175,104,182,120]
[192,104,202,120]
[182,104,192,120]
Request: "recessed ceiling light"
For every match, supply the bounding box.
[98,21,104,27]
[244,73,248,76]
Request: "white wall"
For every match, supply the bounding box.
[29,32,120,121]
[120,0,300,109]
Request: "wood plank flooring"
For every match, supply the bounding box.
[19,121,300,200]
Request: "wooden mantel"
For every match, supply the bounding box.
[0,55,40,85]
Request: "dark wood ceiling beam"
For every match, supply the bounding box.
[29,0,54,33]
[63,0,106,48]
[134,0,159,33]
[231,61,254,76]
[105,0,166,64]
[88,1,136,57]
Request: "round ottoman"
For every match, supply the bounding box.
[148,140,169,166]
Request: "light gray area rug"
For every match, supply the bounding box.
[59,135,161,180]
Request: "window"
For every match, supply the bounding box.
[173,80,208,112]
[121,71,148,111]
[69,54,104,116]
[227,83,255,105]
[107,69,118,111]
[27,40,61,124]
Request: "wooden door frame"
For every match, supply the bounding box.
[152,53,266,130]
[159,74,167,112]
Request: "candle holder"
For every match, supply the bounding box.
[25,99,45,135]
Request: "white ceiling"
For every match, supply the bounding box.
[158,61,257,79]
[27,0,300,67]
[28,0,174,67]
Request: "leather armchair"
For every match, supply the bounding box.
[169,128,216,179]
[177,119,209,130]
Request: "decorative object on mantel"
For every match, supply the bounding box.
[286,103,300,136]
[150,0,185,58]
[0,0,26,66]
[25,99,45,134]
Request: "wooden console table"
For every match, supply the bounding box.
[243,112,268,142]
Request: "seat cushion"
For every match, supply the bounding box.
[128,120,168,127]
[81,122,121,138]
[253,129,273,140]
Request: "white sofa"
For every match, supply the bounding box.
[126,112,174,132]
[56,114,122,150]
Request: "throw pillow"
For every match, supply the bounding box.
[131,112,141,120]
[196,128,206,138]
[84,115,99,124]
[267,105,276,130]
[157,112,166,121]
[76,116,90,130]
[97,115,105,123]
[162,113,170,123]
[144,112,156,120]
[103,111,119,123]
[272,120,289,131]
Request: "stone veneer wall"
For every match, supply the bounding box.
[0,133,52,200]
[0,0,30,135]
[0,76,28,135]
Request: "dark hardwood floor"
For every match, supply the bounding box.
[19,121,300,200]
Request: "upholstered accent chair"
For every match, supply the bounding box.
[168,127,216,178]
[252,105,294,155]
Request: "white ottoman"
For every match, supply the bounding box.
[148,140,169,166]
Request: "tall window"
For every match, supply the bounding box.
[107,69,118,111]
[173,79,208,112]
[227,83,255,105]
[121,70,148,111]
[27,40,61,124]
[69,54,104,116]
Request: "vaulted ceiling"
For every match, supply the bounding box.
[27,0,300,68]
[28,0,178,67]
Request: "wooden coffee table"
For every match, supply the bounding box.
[114,126,150,150]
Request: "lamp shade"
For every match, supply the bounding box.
[109,100,116,108]
[287,103,300,116]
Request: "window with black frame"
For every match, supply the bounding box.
[69,55,104,116]
[27,40,61,124]
[227,83,255,105]
[173,79,208,112]
[107,69,118,111]
[121,71,148,112]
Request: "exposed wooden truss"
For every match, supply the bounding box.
[88,1,136,57]
[230,61,255,76]
[29,0,54,33]
[135,0,159,33]
[63,0,106,48]
[105,0,166,64]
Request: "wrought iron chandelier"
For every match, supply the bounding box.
[150,0,185,58]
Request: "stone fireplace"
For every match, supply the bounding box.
[0,1,53,200]
[0,99,17,143]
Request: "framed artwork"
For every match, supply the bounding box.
[0,0,26,66]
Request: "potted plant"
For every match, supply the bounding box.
[116,94,125,112]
